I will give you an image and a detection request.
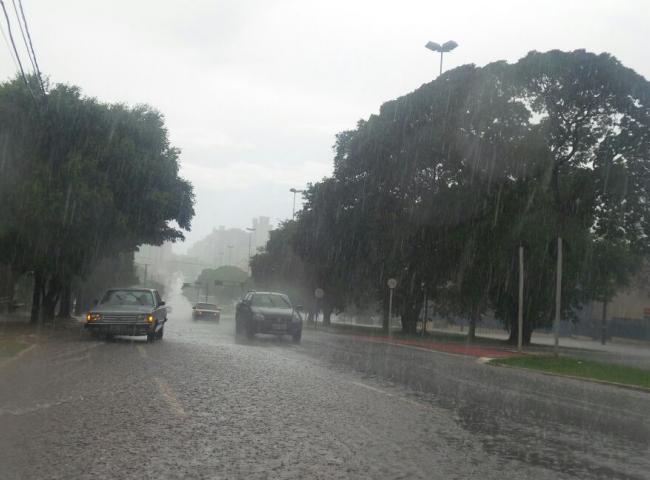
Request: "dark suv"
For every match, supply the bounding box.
[235,291,303,342]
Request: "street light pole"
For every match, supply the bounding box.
[425,40,458,76]
[246,227,256,274]
[289,188,304,220]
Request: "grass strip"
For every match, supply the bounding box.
[0,339,29,359]
[492,355,650,390]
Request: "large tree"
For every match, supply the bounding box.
[0,77,195,320]
[280,50,650,340]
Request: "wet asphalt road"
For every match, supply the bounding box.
[1,287,649,479]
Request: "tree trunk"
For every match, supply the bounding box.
[74,286,84,315]
[42,275,62,321]
[3,266,15,313]
[400,297,423,335]
[507,315,533,345]
[467,306,481,342]
[30,271,43,323]
[322,304,333,326]
[468,317,477,342]
[57,282,73,318]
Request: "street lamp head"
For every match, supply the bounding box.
[425,40,458,53]
[441,40,458,52]
[425,41,442,52]
[246,227,256,232]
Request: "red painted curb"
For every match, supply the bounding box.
[350,334,518,358]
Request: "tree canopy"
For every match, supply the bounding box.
[252,50,650,341]
[0,77,195,319]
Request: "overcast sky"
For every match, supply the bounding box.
[2,0,649,253]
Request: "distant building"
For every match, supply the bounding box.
[187,217,273,272]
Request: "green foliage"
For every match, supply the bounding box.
[254,50,650,339]
[0,76,195,319]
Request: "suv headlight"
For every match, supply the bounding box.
[86,313,102,322]
[253,313,264,321]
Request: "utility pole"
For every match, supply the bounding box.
[227,245,234,266]
[387,278,397,337]
[518,245,524,352]
[143,264,149,287]
[421,282,428,336]
[553,237,563,356]
[601,300,608,345]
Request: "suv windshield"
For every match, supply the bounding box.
[101,290,154,307]
[251,294,291,309]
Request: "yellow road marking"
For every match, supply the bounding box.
[0,343,38,369]
[153,377,186,418]
[136,345,148,358]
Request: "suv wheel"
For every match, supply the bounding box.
[235,317,242,335]
[245,320,255,339]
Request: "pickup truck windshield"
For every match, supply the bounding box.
[101,290,154,307]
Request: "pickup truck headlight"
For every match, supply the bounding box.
[146,314,155,323]
[136,314,146,321]
[253,313,265,321]
[86,313,101,322]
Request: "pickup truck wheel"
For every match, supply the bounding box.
[292,330,302,343]
[156,325,164,340]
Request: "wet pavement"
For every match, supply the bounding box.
[0,283,648,479]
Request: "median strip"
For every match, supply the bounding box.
[490,355,650,391]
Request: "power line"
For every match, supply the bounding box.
[0,0,30,86]
[11,0,36,74]
[17,0,44,92]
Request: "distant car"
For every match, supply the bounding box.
[85,288,167,341]
[192,302,221,321]
[235,291,303,342]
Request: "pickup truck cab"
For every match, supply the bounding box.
[85,288,167,341]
